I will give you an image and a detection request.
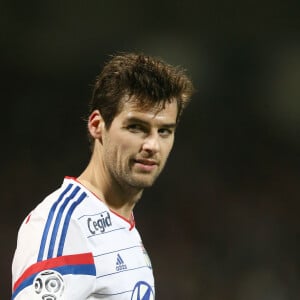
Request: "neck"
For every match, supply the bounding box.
[77,153,143,221]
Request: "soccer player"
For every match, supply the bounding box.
[11,53,194,300]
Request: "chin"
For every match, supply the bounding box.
[123,172,160,189]
[128,177,157,189]
[130,181,155,189]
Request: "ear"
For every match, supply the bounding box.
[88,110,105,139]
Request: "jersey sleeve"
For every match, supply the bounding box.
[12,204,96,300]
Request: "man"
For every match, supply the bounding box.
[12,53,194,299]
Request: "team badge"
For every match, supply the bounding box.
[131,281,154,300]
[33,269,65,300]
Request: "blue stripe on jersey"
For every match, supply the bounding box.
[57,191,87,256]
[37,183,73,262]
[47,186,81,259]
[11,264,96,300]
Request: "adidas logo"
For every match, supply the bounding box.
[116,253,127,271]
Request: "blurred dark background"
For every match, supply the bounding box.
[1,0,300,299]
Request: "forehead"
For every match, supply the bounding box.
[116,98,178,123]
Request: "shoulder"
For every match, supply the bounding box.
[14,178,95,264]
[21,177,93,226]
[12,178,99,300]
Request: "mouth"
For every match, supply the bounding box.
[134,159,158,166]
[133,158,159,172]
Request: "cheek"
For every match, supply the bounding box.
[162,139,175,159]
[108,135,137,160]
[119,134,142,151]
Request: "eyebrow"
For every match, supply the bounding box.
[125,117,177,128]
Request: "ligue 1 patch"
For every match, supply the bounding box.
[33,269,65,300]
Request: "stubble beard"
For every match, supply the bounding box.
[111,160,163,192]
[120,165,161,190]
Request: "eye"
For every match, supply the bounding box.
[158,128,173,137]
[127,124,146,133]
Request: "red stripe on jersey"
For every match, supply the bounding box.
[13,252,94,292]
[110,209,136,230]
[25,213,31,224]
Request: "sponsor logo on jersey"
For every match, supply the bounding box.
[131,281,154,300]
[87,211,112,234]
[116,253,127,271]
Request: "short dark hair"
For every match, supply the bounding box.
[88,53,194,145]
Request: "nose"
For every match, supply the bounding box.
[141,133,160,154]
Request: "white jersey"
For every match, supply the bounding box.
[12,177,155,300]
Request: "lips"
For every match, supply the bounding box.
[133,158,159,172]
[134,159,158,166]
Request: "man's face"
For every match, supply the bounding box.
[101,100,178,189]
